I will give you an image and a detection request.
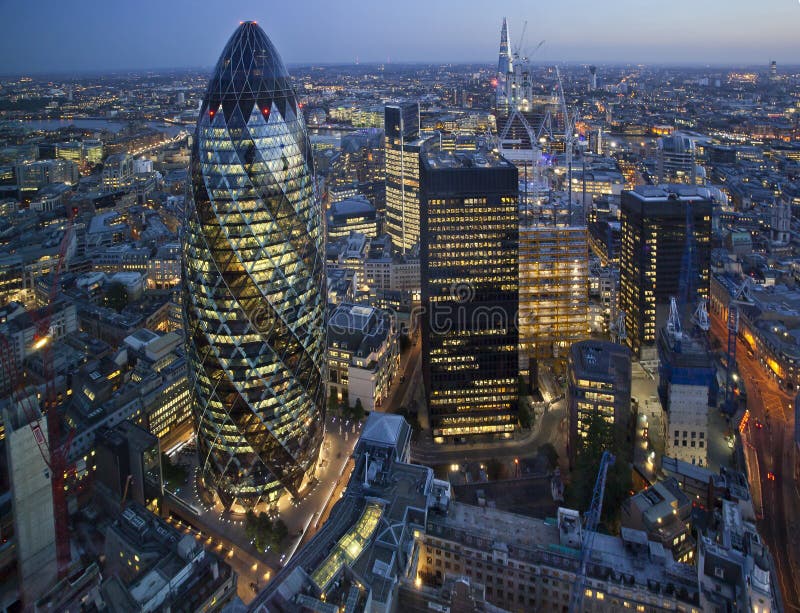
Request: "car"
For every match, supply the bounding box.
[754,420,763,429]
[767,472,776,481]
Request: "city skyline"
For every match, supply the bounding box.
[1,0,799,74]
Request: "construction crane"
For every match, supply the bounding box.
[556,66,580,210]
[725,306,739,415]
[569,450,616,613]
[513,20,528,60]
[723,278,752,415]
[0,208,77,579]
[678,200,697,316]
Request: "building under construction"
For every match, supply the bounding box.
[519,195,589,369]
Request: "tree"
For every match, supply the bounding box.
[328,389,340,415]
[398,334,411,352]
[538,443,559,470]
[565,412,631,533]
[351,397,365,421]
[160,453,187,488]
[486,458,507,481]
[245,512,290,553]
[518,402,532,429]
[104,282,128,312]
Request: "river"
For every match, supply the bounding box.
[3,118,186,137]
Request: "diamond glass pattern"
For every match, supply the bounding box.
[182,22,326,509]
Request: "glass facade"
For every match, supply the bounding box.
[419,145,519,440]
[182,22,326,509]
[619,188,712,356]
[384,102,422,253]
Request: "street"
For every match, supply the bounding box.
[710,312,799,611]
[164,414,362,604]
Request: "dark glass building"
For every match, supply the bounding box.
[419,145,519,441]
[619,186,712,358]
[182,22,326,510]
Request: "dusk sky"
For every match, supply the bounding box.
[1,0,799,74]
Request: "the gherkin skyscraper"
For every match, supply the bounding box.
[183,21,326,511]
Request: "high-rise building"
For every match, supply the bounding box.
[496,18,513,114]
[567,340,632,466]
[183,22,326,510]
[519,198,589,366]
[589,65,598,91]
[419,145,519,441]
[619,186,712,358]
[384,102,425,253]
[656,134,698,185]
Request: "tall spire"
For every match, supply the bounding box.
[498,17,512,75]
[496,18,513,114]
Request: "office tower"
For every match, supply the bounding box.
[656,134,698,185]
[420,145,519,441]
[619,186,712,358]
[567,340,632,466]
[770,60,777,80]
[384,102,424,253]
[183,22,326,510]
[589,65,598,91]
[519,199,589,367]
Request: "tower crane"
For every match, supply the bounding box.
[569,450,616,613]
[556,66,580,210]
[723,277,751,415]
[0,207,77,579]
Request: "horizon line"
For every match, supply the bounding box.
[3,59,799,79]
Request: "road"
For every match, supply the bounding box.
[410,400,567,465]
[165,415,361,604]
[710,312,799,611]
[383,335,421,413]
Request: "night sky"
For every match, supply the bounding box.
[1,0,798,74]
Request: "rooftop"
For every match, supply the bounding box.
[423,147,514,170]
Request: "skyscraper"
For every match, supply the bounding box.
[496,18,512,114]
[420,144,519,441]
[619,186,712,358]
[519,199,589,366]
[384,102,425,253]
[183,22,326,510]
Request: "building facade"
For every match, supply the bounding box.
[327,303,399,411]
[619,186,712,358]
[519,200,589,365]
[420,146,519,441]
[567,340,632,465]
[182,22,326,510]
[385,102,425,253]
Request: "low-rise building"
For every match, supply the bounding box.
[327,195,378,240]
[251,413,706,613]
[101,503,237,612]
[567,340,632,465]
[622,478,694,564]
[327,302,398,411]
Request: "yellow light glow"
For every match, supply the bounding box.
[32,336,50,350]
